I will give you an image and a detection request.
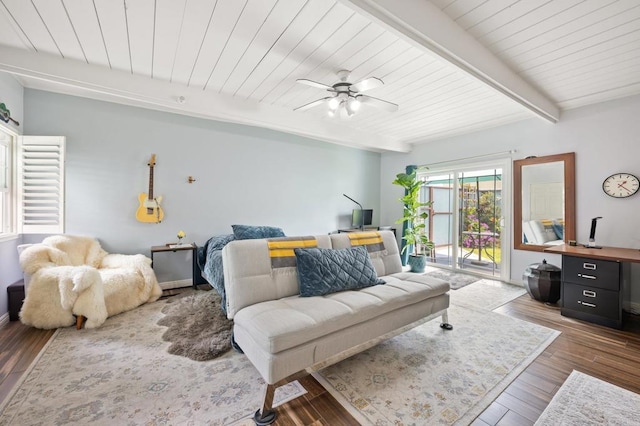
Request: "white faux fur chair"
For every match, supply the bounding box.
[18,235,163,329]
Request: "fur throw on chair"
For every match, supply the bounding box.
[19,235,162,329]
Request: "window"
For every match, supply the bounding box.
[0,126,65,239]
[17,136,66,234]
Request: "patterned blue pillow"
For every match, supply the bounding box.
[294,246,385,297]
[232,225,285,240]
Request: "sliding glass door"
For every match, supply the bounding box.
[418,161,508,280]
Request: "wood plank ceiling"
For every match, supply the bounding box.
[0,0,639,152]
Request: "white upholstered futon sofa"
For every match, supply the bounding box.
[222,230,452,425]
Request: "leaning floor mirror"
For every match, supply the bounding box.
[513,152,576,252]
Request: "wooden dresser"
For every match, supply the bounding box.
[544,244,640,329]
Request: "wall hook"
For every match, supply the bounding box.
[188,176,196,184]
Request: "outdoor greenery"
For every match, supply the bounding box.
[461,187,501,261]
[392,170,435,256]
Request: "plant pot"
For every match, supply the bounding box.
[408,254,427,273]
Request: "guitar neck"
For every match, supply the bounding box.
[148,165,154,199]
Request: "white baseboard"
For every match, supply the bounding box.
[159,279,192,290]
[506,279,524,287]
[0,312,9,328]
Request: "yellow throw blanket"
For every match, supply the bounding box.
[347,231,385,253]
[267,236,317,268]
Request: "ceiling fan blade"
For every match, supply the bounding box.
[293,97,332,112]
[358,95,398,112]
[350,77,383,93]
[296,79,333,90]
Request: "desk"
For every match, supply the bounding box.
[461,231,499,264]
[545,244,640,328]
[151,243,198,289]
[338,227,396,236]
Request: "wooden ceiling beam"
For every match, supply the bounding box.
[340,0,560,123]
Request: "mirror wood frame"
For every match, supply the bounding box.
[513,152,576,252]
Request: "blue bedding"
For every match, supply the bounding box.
[197,227,287,313]
[197,234,236,313]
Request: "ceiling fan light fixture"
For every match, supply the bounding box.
[340,105,353,119]
[295,70,396,117]
[349,96,361,112]
[344,102,356,116]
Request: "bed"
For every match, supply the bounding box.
[196,234,236,312]
[195,225,286,313]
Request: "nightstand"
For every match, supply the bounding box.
[150,243,198,289]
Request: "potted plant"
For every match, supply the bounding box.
[392,170,435,273]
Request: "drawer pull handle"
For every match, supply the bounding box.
[583,290,596,298]
[578,274,596,280]
[583,263,596,270]
[579,301,597,308]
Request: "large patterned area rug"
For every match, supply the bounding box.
[312,280,551,425]
[535,370,640,425]
[0,300,305,425]
[1,278,536,425]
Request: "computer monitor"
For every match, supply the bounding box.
[352,209,373,228]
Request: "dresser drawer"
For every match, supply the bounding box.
[562,255,620,290]
[562,282,620,320]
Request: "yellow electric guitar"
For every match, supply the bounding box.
[136,154,164,223]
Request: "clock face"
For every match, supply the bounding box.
[602,173,640,198]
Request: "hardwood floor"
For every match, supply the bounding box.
[0,320,55,404]
[2,293,640,425]
[474,297,640,426]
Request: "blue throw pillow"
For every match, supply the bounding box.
[294,246,385,297]
[552,219,564,240]
[232,225,285,240]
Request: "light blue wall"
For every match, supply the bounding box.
[6,89,381,294]
[381,94,640,305]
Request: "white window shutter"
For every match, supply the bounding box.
[17,136,66,234]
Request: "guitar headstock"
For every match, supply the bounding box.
[148,154,156,167]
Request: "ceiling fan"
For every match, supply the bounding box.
[294,70,398,118]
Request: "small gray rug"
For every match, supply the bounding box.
[425,269,481,290]
[157,289,233,361]
[535,370,640,425]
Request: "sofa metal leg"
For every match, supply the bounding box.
[253,384,276,425]
[440,311,453,330]
[76,315,85,330]
[252,372,308,425]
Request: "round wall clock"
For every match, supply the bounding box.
[602,173,640,198]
